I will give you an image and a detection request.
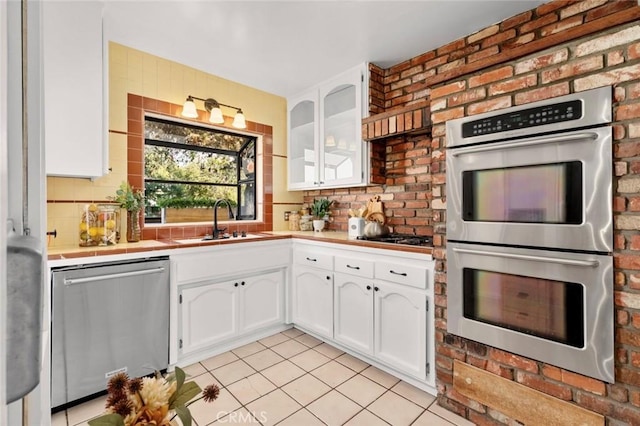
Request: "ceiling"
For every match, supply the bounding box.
[103,0,546,98]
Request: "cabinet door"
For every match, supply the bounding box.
[334,273,374,355]
[374,282,427,379]
[288,91,318,190]
[319,66,365,188]
[43,0,106,178]
[240,270,284,333]
[180,281,238,355]
[292,266,333,339]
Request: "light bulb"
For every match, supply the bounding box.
[233,110,247,129]
[181,97,198,118]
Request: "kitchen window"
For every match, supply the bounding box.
[143,116,256,224]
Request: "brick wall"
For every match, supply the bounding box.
[309,0,640,424]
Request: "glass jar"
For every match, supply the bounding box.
[299,214,314,231]
[289,212,301,231]
[79,204,99,247]
[97,204,119,246]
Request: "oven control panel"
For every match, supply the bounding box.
[462,99,583,138]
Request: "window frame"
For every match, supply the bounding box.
[143,114,257,224]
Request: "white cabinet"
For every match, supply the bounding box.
[180,280,238,355]
[179,270,285,357]
[374,282,427,380]
[43,0,107,178]
[334,272,428,380]
[288,63,369,190]
[292,265,333,339]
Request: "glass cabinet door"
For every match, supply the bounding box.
[320,71,363,187]
[288,95,318,189]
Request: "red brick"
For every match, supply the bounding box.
[614,196,627,212]
[618,103,640,121]
[438,58,466,74]
[541,15,584,37]
[447,88,487,107]
[437,39,466,56]
[467,25,499,44]
[632,390,640,407]
[432,107,464,124]
[560,370,606,395]
[515,49,569,74]
[467,47,500,64]
[616,290,640,309]
[536,1,565,16]
[467,96,512,116]
[501,11,533,30]
[489,74,538,96]
[559,0,607,19]
[489,348,538,373]
[430,81,466,100]
[504,33,536,49]
[630,42,640,60]
[575,391,614,416]
[616,141,640,158]
[540,56,604,84]
[577,26,640,57]
[617,309,630,326]
[618,328,640,347]
[631,236,640,250]
[608,50,625,67]
[410,50,437,67]
[634,313,640,329]
[618,367,640,387]
[520,13,558,34]
[541,364,562,381]
[614,124,626,141]
[424,55,450,71]
[468,66,513,88]
[630,198,640,212]
[486,360,514,379]
[629,83,640,100]
[481,29,516,49]
[449,45,480,61]
[575,64,640,92]
[616,271,627,287]
[615,253,640,270]
[516,371,572,400]
[514,83,570,105]
[615,234,626,250]
[613,404,640,425]
[615,160,628,176]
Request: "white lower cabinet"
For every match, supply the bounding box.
[292,265,333,339]
[179,270,284,357]
[374,281,427,380]
[334,273,427,380]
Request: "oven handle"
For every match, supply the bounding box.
[449,132,598,156]
[451,247,599,267]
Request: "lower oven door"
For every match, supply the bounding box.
[447,242,613,383]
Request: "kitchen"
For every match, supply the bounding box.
[2,0,640,425]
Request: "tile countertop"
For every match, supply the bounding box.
[47,231,433,260]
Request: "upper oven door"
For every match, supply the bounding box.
[446,126,612,253]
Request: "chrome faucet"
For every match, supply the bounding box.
[212,199,235,239]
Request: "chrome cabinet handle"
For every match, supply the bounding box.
[389,270,407,277]
[451,247,599,267]
[450,132,598,157]
[64,267,165,285]
[346,265,360,270]
[306,257,317,262]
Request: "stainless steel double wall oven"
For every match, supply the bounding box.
[446,87,614,382]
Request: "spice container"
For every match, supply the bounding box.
[289,211,301,231]
[79,204,99,247]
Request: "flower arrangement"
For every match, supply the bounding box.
[110,181,144,212]
[88,367,219,426]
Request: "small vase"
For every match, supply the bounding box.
[312,219,325,232]
[127,209,141,242]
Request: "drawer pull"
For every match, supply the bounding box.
[346,265,360,270]
[389,270,408,277]
[306,257,317,262]
[326,276,331,280]
[366,285,371,290]
[374,286,379,291]
[234,282,239,287]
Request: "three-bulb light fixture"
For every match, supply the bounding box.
[181,95,247,129]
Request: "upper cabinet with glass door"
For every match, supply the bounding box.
[288,64,368,190]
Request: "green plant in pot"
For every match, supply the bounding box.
[110,182,144,242]
[310,198,333,232]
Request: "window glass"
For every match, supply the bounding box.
[144,116,257,224]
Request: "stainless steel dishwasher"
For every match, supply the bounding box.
[51,256,170,409]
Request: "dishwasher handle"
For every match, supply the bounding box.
[64,267,166,286]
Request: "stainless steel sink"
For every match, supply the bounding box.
[174,234,264,245]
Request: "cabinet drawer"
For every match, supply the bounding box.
[294,249,333,270]
[334,257,374,278]
[375,261,427,289]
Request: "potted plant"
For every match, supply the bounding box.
[310,198,333,232]
[110,182,144,242]
[157,197,236,223]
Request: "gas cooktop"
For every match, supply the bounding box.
[356,233,433,246]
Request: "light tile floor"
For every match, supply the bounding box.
[52,328,474,426]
